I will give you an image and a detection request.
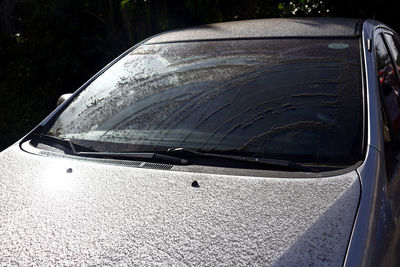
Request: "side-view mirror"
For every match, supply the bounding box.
[57,93,73,107]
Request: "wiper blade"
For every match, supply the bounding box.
[32,133,96,153]
[167,147,313,172]
[73,151,188,165]
[32,133,188,165]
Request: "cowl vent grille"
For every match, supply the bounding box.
[140,162,173,170]
[106,159,173,170]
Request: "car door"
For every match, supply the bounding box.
[373,28,400,265]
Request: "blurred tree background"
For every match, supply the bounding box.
[0,0,398,151]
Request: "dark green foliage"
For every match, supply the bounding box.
[0,0,399,151]
[0,0,131,150]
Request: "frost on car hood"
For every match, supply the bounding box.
[0,145,360,265]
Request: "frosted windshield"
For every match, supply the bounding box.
[47,38,363,165]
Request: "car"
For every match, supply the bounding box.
[1,17,400,266]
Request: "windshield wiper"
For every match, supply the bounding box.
[32,134,310,169]
[32,133,188,165]
[72,151,188,165]
[167,147,313,172]
[31,133,96,153]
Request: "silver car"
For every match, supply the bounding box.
[1,18,400,266]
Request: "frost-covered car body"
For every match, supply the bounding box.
[1,18,400,266]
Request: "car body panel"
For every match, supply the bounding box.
[145,18,362,44]
[0,144,360,265]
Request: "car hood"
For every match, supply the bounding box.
[0,145,360,266]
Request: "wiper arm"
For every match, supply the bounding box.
[32,133,188,165]
[167,147,313,172]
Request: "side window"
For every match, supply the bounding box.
[385,34,400,67]
[385,34,400,134]
[376,34,400,136]
[375,33,400,177]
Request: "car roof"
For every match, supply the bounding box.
[145,18,364,44]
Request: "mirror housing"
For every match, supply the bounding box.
[57,93,73,107]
